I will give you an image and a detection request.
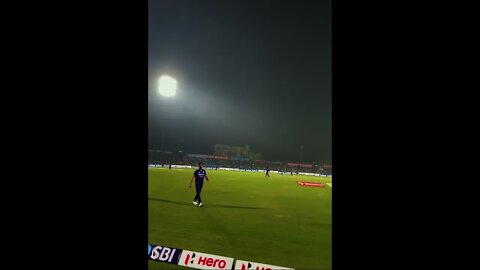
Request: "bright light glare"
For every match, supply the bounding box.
[158,75,177,97]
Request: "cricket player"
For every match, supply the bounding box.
[189,162,209,207]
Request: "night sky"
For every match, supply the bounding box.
[148,0,331,164]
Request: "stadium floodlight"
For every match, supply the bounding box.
[158,75,177,97]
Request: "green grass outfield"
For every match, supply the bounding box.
[148,167,332,270]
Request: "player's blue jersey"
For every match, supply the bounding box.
[194,168,207,182]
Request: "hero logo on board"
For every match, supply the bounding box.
[178,250,235,270]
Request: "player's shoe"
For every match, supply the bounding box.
[199,203,203,207]
[193,201,198,206]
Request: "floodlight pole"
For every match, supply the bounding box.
[161,127,165,151]
[158,75,177,151]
